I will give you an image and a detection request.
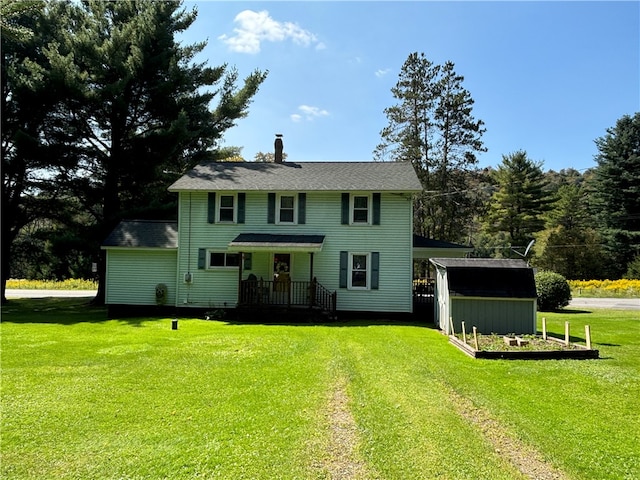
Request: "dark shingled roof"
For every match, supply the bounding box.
[430,258,537,298]
[430,258,530,269]
[102,220,178,248]
[168,161,423,192]
[413,235,470,249]
[230,233,325,245]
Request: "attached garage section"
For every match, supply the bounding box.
[105,249,177,306]
[430,258,537,335]
[102,220,178,314]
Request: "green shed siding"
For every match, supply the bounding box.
[450,298,536,335]
[175,190,414,312]
[105,249,177,306]
[434,265,537,335]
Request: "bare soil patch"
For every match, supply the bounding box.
[315,379,370,480]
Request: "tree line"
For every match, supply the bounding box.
[375,52,639,282]
[2,0,267,303]
[2,2,639,305]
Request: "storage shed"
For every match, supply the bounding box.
[430,258,537,335]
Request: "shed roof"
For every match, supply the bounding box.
[168,161,423,192]
[102,220,178,249]
[430,258,529,269]
[429,258,536,298]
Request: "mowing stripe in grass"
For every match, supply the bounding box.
[321,378,370,480]
[444,384,567,480]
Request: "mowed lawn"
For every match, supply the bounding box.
[1,299,638,479]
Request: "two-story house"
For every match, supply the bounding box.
[102,137,437,318]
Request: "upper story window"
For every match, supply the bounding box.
[341,193,380,226]
[278,194,296,224]
[352,195,369,224]
[207,192,245,224]
[268,193,306,225]
[218,194,235,222]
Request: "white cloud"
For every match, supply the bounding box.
[219,10,318,54]
[293,105,330,122]
[375,68,391,78]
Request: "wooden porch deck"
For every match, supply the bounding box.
[239,277,337,320]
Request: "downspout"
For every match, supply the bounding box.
[186,192,192,304]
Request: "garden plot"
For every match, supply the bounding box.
[449,320,599,359]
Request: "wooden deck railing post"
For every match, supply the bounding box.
[310,277,317,307]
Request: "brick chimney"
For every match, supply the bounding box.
[274,134,283,163]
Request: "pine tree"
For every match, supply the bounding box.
[2,0,268,303]
[374,52,485,243]
[536,184,605,279]
[484,151,552,250]
[589,113,640,278]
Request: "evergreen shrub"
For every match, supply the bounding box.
[535,270,571,311]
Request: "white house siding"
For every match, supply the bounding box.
[105,249,177,306]
[449,297,536,335]
[175,191,414,313]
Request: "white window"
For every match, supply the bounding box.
[209,251,240,269]
[218,194,236,222]
[349,253,369,289]
[352,195,370,224]
[277,194,296,224]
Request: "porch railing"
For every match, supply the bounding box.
[239,277,336,318]
[413,278,435,306]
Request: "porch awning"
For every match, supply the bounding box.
[228,233,325,253]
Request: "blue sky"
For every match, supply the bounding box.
[179,1,639,172]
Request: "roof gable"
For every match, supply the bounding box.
[168,161,423,192]
[102,220,178,249]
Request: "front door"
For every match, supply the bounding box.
[272,253,291,302]
[273,253,291,279]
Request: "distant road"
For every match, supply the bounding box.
[568,297,640,311]
[5,289,639,311]
[5,289,97,299]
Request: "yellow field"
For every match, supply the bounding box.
[6,279,98,290]
[569,279,640,297]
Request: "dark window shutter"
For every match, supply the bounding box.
[238,193,246,224]
[267,193,276,224]
[339,251,348,288]
[373,193,381,225]
[207,193,216,223]
[341,193,349,224]
[371,252,380,289]
[298,193,306,224]
[243,253,252,270]
[198,248,206,269]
